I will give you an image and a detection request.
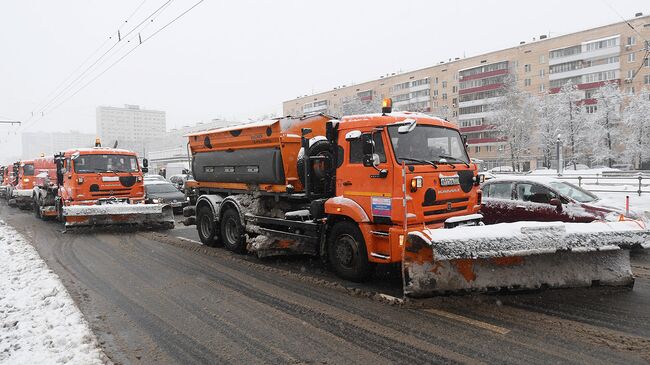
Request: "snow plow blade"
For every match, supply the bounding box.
[62,203,174,228]
[403,220,650,297]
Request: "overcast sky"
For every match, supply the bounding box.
[0,0,648,161]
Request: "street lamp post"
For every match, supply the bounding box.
[556,135,563,176]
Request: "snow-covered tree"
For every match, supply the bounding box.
[550,81,589,169]
[533,92,563,168]
[590,81,622,167]
[340,94,381,116]
[621,88,650,168]
[488,75,534,171]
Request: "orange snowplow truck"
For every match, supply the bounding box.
[33,143,174,228]
[0,165,14,199]
[7,160,35,208]
[184,102,649,296]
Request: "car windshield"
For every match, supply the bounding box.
[146,183,180,194]
[23,164,34,176]
[548,181,598,203]
[387,124,469,164]
[73,154,139,173]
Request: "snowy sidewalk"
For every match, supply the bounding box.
[0,220,107,365]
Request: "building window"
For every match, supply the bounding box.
[524,64,531,72]
[645,58,650,67]
[645,74,650,85]
[452,86,457,93]
[585,105,597,114]
[524,78,531,86]
[539,84,545,92]
[628,53,636,63]
[539,69,545,78]
[442,81,447,88]
[628,69,635,79]
[539,55,546,64]
[475,146,481,153]
[627,36,636,46]
[442,93,448,100]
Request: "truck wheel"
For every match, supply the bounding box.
[197,206,220,246]
[220,208,246,253]
[327,221,374,282]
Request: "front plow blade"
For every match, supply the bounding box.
[62,203,174,228]
[404,220,650,297]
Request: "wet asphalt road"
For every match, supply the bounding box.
[2,203,650,364]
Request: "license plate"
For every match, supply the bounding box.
[440,175,460,186]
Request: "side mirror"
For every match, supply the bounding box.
[142,158,149,173]
[549,198,562,210]
[363,153,380,168]
[462,134,468,148]
[361,134,374,155]
[397,118,417,134]
[345,130,362,141]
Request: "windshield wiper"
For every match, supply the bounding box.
[436,155,470,168]
[398,157,438,168]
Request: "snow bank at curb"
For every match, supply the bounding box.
[0,220,106,365]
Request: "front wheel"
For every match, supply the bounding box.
[220,208,247,253]
[327,221,374,282]
[196,206,220,246]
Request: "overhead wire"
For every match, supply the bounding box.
[36,0,205,120]
[21,0,173,131]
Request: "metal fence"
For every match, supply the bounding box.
[491,171,650,196]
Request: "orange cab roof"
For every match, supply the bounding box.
[62,147,138,156]
[339,112,456,130]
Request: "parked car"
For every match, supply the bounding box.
[144,180,188,213]
[169,174,191,190]
[480,176,638,224]
[144,174,167,182]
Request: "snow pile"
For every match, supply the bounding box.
[0,220,106,365]
[63,202,167,216]
[411,220,650,260]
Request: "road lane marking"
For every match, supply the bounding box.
[423,308,510,335]
[174,236,202,245]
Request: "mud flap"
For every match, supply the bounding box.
[62,203,174,228]
[403,220,649,297]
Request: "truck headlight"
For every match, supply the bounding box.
[23,178,30,183]
[77,177,84,184]
[410,176,423,192]
[152,198,160,204]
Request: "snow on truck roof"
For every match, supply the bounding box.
[63,147,138,156]
[185,112,457,138]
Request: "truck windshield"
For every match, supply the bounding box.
[73,154,139,173]
[387,125,469,165]
[23,164,34,176]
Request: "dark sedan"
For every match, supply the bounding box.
[144,181,188,213]
[480,176,635,224]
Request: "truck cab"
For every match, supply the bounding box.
[8,160,36,208]
[55,148,146,206]
[330,113,482,265]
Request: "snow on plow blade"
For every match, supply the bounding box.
[62,203,174,227]
[403,220,650,297]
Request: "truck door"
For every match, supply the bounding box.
[337,131,393,224]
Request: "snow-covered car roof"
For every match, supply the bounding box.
[483,175,565,185]
[144,180,175,186]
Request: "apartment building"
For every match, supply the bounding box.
[283,14,650,170]
[96,104,166,157]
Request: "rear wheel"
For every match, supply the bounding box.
[197,206,220,246]
[220,208,247,253]
[327,221,374,282]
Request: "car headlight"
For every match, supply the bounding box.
[151,198,160,204]
[186,197,190,201]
